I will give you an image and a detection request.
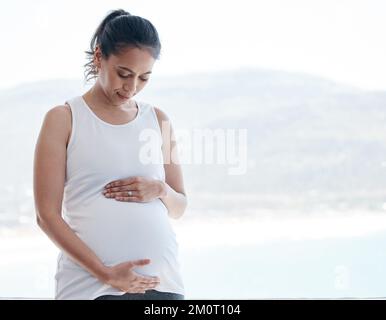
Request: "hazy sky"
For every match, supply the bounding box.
[0,0,385,91]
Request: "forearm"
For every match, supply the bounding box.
[159,182,187,220]
[37,215,109,282]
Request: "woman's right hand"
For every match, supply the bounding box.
[105,259,161,293]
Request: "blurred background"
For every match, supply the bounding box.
[1,0,386,299]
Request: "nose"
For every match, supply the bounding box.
[123,83,131,91]
[123,79,138,95]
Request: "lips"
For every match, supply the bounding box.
[117,92,130,99]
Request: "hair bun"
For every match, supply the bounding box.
[106,9,131,23]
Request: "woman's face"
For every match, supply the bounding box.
[95,46,155,106]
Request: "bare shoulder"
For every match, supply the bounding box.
[42,104,72,146]
[153,106,170,123]
[47,103,71,116]
[153,106,173,136]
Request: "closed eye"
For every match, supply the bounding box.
[118,73,149,81]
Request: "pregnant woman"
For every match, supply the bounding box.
[33,9,187,300]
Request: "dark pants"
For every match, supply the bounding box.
[95,289,184,300]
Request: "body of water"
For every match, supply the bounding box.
[1,212,386,299]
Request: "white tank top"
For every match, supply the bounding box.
[55,95,185,300]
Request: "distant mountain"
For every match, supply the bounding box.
[0,68,385,226]
[146,68,386,199]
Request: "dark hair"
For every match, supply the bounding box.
[84,9,161,82]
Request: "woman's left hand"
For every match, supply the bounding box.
[102,176,166,202]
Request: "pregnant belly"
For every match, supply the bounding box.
[63,196,178,277]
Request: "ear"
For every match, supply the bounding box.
[93,45,102,69]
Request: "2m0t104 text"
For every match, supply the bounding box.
[188,304,241,315]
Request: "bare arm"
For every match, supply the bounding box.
[34,105,160,293]
[33,105,109,282]
[154,107,188,220]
